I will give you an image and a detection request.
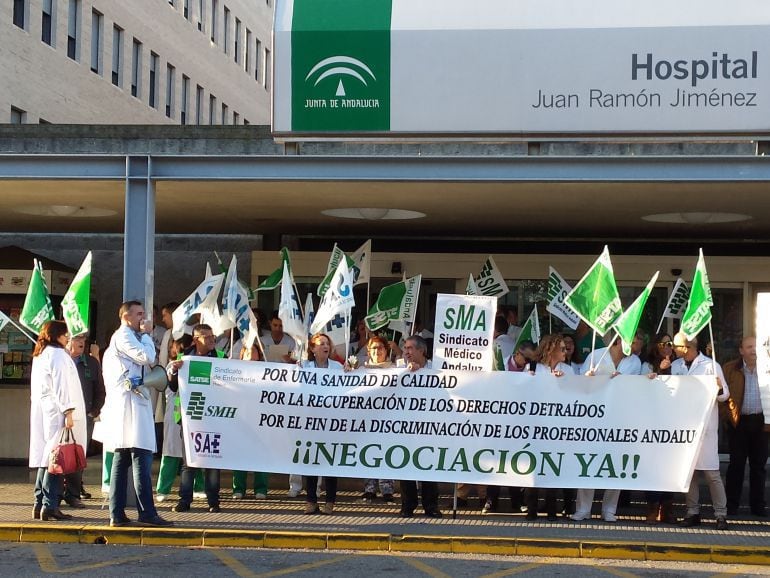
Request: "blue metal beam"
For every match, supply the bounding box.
[123,156,155,313]
[0,155,125,179]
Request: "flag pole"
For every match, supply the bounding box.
[707,318,718,377]
[593,331,619,371]
[589,330,597,371]
[655,314,665,335]
[229,328,234,359]
[4,315,36,343]
[549,314,552,334]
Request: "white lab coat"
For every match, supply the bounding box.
[671,353,728,470]
[94,325,157,452]
[580,348,642,376]
[29,347,87,468]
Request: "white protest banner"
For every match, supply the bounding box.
[546,266,580,330]
[474,256,509,298]
[179,358,715,491]
[755,293,770,427]
[432,293,496,371]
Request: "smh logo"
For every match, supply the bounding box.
[305,55,376,97]
[186,392,206,421]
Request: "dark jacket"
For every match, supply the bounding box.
[73,353,106,417]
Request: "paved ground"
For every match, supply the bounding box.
[2,464,770,567]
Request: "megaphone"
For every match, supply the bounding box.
[143,365,168,392]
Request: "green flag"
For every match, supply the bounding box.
[514,305,541,350]
[20,260,54,335]
[365,275,421,333]
[493,343,505,371]
[61,252,92,336]
[680,249,713,340]
[614,272,659,355]
[564,246,622,336]
[256,247,292,291]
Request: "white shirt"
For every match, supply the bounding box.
[580,347,642,375]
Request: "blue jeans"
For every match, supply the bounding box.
[110,448,157,522]
[34,467,61,509]
[179,464,220,507]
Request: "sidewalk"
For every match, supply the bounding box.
[2,465,770,565]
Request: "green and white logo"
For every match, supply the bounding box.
[187,392,207,421]
[188,360,212,385]
[291,0,392,132]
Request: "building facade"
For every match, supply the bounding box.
[2,0,272,124]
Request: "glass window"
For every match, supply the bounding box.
[90,10,103,74]
[221,102,228,124]
[166,64,175,118]
[149,52,159,108]
[41,0,53,45]
[195,84,203,124]
[209,94,216,124]
[13,0,25,29]
[254,38,261,81]
[223,7,230,54]
[184,0,190,20]
[197,0,204,32]
[10,106,26,124]
[181,75,190,124]
[234,18,241,64]
[112,25,123,86]
[131,38,142,98]
[245,29,252,72]
[210,0,218,43]
[67,0,80,60]
[264,47,271,90]
[233,111,239,125]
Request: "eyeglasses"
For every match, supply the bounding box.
[657,341,673,347]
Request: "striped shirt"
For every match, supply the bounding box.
[741,365,762,415]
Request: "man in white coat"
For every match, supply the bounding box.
[99,301,172,527]
[671,331,730,530]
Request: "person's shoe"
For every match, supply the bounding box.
[382,493,395,503]
[660,500,677,524]
[321,503,334,515]
[287,489,300,498]
[570,512,591,521]
[716,517,729,530]
[304,502,320,515]
[156,493,169,503]
[110,516,131,527]
[399,509,414,518]
[424,509,443,518]
[64,496,86,509]
[79,487,92,499]
[254,493,267,500]
[602,513,618,523]
[680,514,701,527]
[232,492,244,500]
[481,500,495,514]
[361,491,375,504]
[208,505,221,513]
[172,501,190,513]
[40,508,73,521]
[33,505,41,520]
[139,515,173,527]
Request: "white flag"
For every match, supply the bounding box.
[172,274,226,339]
[305,291,348,358]
[474,256,509,298]
[311,259,355,334]
[350,239,371,286]
[663,278,690,319]
[222,255,259,342]
[545,266,580,330]
[279,262,306,347]
[465,274,478,296]
[0,310,10,333]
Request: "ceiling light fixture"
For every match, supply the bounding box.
[13,205,118,218]
[641,212,751,224]
[321,207,426,220]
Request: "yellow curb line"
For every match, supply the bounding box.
[1,524,770,565]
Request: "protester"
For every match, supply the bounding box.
[572,336,641,522]
[98,301,172,527]
[232,341,270,501]
[167,324,223,513]
[562,333,580,374]
[526,334,571,520]
[61,332,104,507]
[398,335,443,518]
[723,336,767,517]
[29,321,86,521]
[505,340,537,373]
[357,335,397,504]
[641,332,677,524]
[671,332,729,530]
[493,315,516,362]
[302,333,343,515]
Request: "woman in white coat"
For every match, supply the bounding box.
[29,320,87,521]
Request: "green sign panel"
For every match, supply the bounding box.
[291,0,392,131]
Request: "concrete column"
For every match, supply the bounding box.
[123,156,156,316]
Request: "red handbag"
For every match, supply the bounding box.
[47,429,87,475]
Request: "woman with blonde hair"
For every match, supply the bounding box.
[29,320,86,521]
